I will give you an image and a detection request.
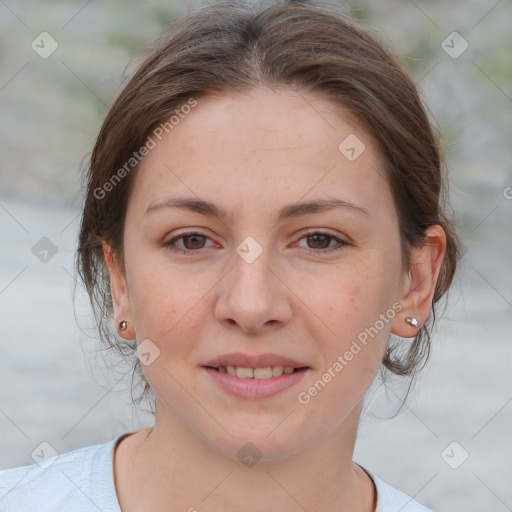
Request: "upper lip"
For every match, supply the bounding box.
[203,352,310,369]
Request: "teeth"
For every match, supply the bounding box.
[272,366,284,376]
[253,367,272,379]
[218,365,298,378]
[236,367,254,379]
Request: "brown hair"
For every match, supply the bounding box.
[76,0,461,408]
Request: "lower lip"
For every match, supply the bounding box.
[202,367,310,399]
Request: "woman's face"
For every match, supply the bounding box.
[110,87,411,459]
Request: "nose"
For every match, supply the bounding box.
[214,244,293,335]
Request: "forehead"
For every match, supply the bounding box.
[129,87,394,222]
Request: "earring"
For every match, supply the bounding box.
[119,320,128,331]
[405,317,418,327]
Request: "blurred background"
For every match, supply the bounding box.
[0,0,511,510]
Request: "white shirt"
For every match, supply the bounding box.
[0,433,433,511]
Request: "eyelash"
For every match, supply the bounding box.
[164,229,349,255]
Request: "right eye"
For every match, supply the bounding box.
[164,231,216,255]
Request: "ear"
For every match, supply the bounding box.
[102,243,135,340]
[391,225,447,337]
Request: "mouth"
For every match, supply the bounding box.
[201,352,311,398]
[201,364,311,399]
[203,365,308,379]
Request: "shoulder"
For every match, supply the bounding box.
[0,434,126,512]
[364,468,434,512]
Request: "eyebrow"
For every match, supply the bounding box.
[145,196,370,221]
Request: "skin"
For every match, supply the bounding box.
[104,86,446,512]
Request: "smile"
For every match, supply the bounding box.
[202,366,310,399]
[211,365,302,378]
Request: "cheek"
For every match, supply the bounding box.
[293,271,390,433]
[127,264,212,401]
[295,263,389,339]
[295,262,394,384]
[127,256,210,354]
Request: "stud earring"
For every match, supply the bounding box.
[405,317,418,327]
[119,320,128,331]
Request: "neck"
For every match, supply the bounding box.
[114,399,375,512]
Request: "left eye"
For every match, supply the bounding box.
[294,231,348,252]
[164,230,348,255]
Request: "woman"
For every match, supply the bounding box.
[0,1,461,510]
